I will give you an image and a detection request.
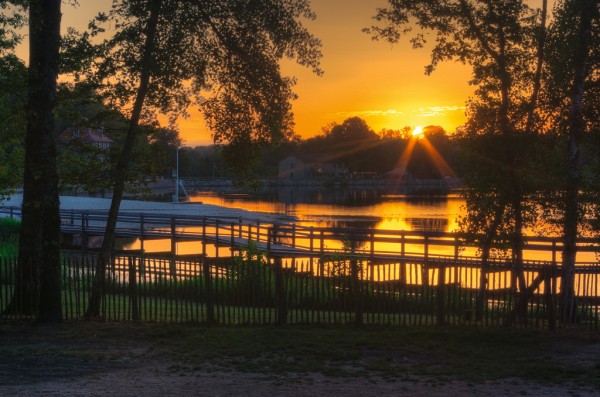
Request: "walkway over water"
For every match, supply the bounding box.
[2,206,599,268]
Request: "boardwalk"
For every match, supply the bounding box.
[2,206,599,266]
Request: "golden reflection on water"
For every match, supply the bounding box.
[188,191,463,233]
[125,190,597,264]
[117,186,599,296]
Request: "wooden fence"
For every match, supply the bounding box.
[1,251,598,329]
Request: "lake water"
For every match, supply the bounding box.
[124,187,597,264]
[182,187,597,264]
[124,187,598,295]
[188,187,464,233]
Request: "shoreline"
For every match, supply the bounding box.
[1,194,295,224]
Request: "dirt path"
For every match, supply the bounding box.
[1,322,598,396]
[2,365,596,396]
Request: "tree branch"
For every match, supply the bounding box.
[525,0,548,133]
[458,0,501,64]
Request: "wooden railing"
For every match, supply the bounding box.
[1,206,599,266]
[2,206,599,328]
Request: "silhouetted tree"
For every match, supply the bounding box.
[368,0,549,323]
[8,0,63,321]
[0,54,26,200]
[64,0,322,317]
[539,0,600,322]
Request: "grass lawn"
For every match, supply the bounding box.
[0,321,598,391]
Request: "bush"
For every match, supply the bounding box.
[0,218,20,237]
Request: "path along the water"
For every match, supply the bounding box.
[1,194,295,224]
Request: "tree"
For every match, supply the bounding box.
[0,2,26,200]
[302,117,382,172]
[64,0,322,317]
[8,0,62,321]
[53,86,181,196]
[0,1,24,55]
[540,0,600,322]
[367,0,549,323]
[0,54,26,200]
[379,126,413,140]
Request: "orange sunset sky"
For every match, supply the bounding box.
[56,0,475,146]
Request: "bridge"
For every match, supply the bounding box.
[2,206,599,269]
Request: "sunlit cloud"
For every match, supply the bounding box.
[416,105,465,117]
[330,109,405,118]
[328,106,465,121]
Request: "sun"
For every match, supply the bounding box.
[412,126,424,137]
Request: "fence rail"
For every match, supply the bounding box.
[2,206,599,263]
[1,252,598,329]
[1,206,599,328]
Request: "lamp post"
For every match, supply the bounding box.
[175,147,179,203]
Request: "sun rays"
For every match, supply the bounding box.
[392,127,456,183]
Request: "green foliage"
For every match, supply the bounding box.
[0,2,25,55]
[366,1,558,264]
[0,234,18,258]
[54,85,181,193]
[0,217,20,236]
[230,240,275,304]
[0,54,26,199]
[0,218,19,264]
[63,0,322,176]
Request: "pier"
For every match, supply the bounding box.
[2,206,597,266]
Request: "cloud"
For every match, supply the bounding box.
[416,105,465,117]
[331,109,405,118]
[326,105,466,120]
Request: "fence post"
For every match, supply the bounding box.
[81,211,88,250]
[275,255,287,325]
[140,213,145,252]
[256,221,261,243]
[170,216,177,278]
[230,221,235,258]
[545,266,556,331]
[309,227,314,274]
[399,231,406,286]
[319,230,325,277]
[422,235,430,286]
[454,235,459,260]
[215,219,220,259]
[351,238,363,326]
[437,264,445,326]
[128,256,139,321]
[203,257,215,324]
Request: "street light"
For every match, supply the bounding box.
[175,147,179,203]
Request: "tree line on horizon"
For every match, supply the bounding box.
[0,0,598,328]
[178,117,456,179]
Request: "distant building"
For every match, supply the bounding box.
[278,155,349,180]
[57,126,113,150]
[384,165,411,180]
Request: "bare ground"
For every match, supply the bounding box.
[1,322,598,397]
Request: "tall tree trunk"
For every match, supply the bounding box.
[510,0,548,325]
[475,202,505,321]
[561,0,593,324]
[86,0,162,319]
[6,0,62,321]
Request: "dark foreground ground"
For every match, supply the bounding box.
[0,322,599,396]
